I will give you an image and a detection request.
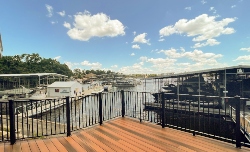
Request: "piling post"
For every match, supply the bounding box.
[99,92,103,125]
[235,95,241,148]
[121,90,125,117]
[161,92,165,128]
[66,96,71,137]
[9,99,16,145]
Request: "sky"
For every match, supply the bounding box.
[0,0,250,74]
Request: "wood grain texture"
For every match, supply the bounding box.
[0,117,250,152]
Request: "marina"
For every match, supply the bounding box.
[1,65,250,150]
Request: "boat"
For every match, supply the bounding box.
[0,85,34,97]
[113,80,136,87]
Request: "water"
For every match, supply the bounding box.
[38,79,159,127]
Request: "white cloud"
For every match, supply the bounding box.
[65,11,125,41]
[65,62,73,69]
[133,31,136,35]
[209,7,217,14]
[54,56,61,60]
[185,7,191,11]
[201,0,207,4]
[130,53,135,56]
[158,38,165,42]
[147,58,176,66]
[51,21,57,25]
[231,5,236,8]
[133,33,150,45]
[234,55,250,61]
[45,4,53,17]
[57,11,66,17]
[159,14,236,47]
[63,22,71,29]
[192,39,220,48]
[158,48,223,63]
[118,62,154,74]
[64,61,79,69]
[139,56,148,62]
[81,60,102,69]
[159,25,176,37]
[240,47,250,52]
[111,65,118,68]
[132,44,140,49]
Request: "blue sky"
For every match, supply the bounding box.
[0,0,250,74]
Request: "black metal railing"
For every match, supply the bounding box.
[1,90,250,148]
[145,93,250,148]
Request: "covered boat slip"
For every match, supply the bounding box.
[154,65,250,98]
[0,73,68,97]
[151,65,250,144]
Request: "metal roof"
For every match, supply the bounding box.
[47,81,80,88]
[155,65,250,79]
[0,73,68,77]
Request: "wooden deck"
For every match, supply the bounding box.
[0,117,250,152]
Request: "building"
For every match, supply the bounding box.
[47,81,82,97]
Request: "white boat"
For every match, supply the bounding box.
[0,85,33,96]
[114,80,136,87]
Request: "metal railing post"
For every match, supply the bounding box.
[235,95,241,148]
[9,99,16,145]
[121,90,125,117]
[66,96,71,137]
[99,92,103,125]
[161,92,165,128]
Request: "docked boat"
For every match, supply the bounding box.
[113,80,136,87]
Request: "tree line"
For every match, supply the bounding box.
[0,53,119,78]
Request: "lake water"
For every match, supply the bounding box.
[39,79,160,127]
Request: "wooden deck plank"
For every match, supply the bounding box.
[75,133,106,152]
[79,131,116,152]
[88,131,127,151]
[42,139,59,152]
[0,143,4,152]
[28,140,40,152]
[109,120,190,151]
[113,118,217,151]
[57,137,77,152]
[1,117,250,151]
[103,122,166,152]
[118,118,247,152]
[49,137,68,152]
[35,139,50,152]
[63,136,87,152]
[92,128,135,151]
[4,143,13,152]
[71,134,102,152]
[11,142,21,152]
[115,118,246,152]
[20,141,31,152]
[111,119,199,151]
[98,125,161,152]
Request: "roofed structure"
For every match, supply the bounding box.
[47,81,77,88]
[155,65,250,79]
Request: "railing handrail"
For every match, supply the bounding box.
[1,91,250,148]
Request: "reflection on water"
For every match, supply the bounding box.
[38,79,159,126]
